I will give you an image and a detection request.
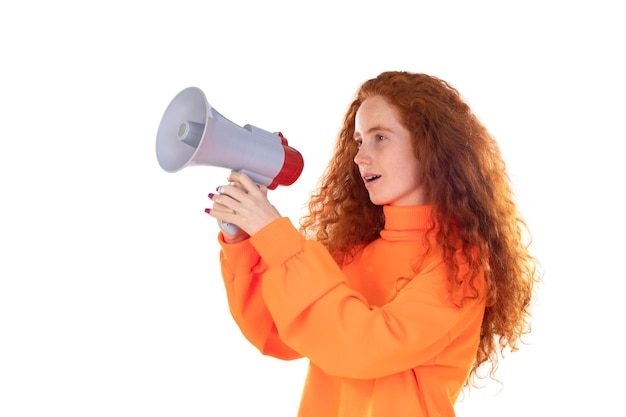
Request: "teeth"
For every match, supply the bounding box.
[365,175,380,182]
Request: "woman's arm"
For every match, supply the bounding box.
[219,233,301,360]
[250,218,486,379]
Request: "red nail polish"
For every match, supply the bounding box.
[208,193,215,199]
[204,208,211,214]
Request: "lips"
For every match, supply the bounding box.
[362,174,381,186]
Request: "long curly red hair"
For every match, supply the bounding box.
[299,71,540,384]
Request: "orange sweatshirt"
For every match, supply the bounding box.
[218,205,486,417]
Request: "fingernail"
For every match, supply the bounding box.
[204,208,211,214]
[208,193,215,199]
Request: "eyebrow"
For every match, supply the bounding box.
[353,125,395,139]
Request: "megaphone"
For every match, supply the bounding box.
[156,87,304,234]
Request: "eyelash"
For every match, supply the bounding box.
[354,135,385,148]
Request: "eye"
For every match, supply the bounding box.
[376,134,385,141]
[354,138,363,148]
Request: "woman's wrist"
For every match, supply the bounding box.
[222,229,250,244]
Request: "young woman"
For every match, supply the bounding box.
[206,71,540,417]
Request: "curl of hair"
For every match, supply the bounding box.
[299,71,541,384]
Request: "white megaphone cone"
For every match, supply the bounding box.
[156,87,304,234]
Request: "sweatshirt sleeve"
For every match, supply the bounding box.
[218,230,301,360]
[250,217,486,380]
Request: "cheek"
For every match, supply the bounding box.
[409,151,425,180]
[399,164,426,197]
[397,155,423,180]
[414,162,426,185]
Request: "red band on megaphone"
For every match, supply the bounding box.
[268,142,304,189]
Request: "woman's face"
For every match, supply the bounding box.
[353,95,427,206]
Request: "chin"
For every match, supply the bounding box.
[368,195,388,206]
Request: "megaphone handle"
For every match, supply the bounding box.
[219,221,241,235]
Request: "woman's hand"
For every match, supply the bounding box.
[206,171,282,240]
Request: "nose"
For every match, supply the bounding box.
[354,144,371,166]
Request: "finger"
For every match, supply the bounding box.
[228,171,260,194]
[205,205,239,227]
[209,192,242,214]
[207,192,240,217]
[215,183,248,202]
[226,180,243,190]
[210,200,237,215]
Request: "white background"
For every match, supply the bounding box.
[1,1,624,415]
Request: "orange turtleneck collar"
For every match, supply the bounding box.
[380,205,436,242]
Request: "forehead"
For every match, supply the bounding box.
[355,96,403,132]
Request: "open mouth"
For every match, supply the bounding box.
[364,175,381,183]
